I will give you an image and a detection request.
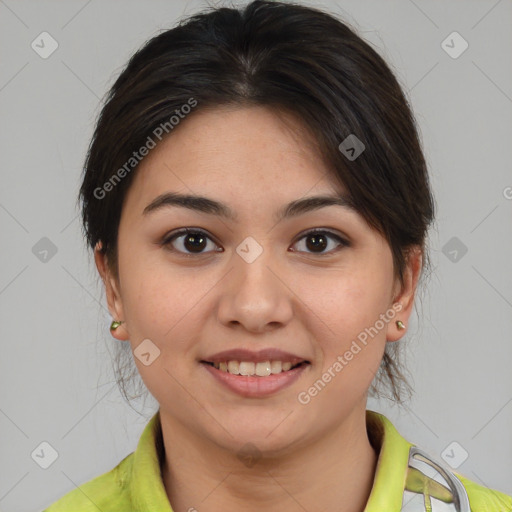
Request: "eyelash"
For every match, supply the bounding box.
[160,228,350,257]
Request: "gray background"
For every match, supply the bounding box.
[0,1,511,511]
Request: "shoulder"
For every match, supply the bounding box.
[42,452,134,512]
[42,411,167,512]
[456,472,512,512]
[367,410,512,512]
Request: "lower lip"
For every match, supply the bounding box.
[201,362,309,398]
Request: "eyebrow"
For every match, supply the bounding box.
[142,192,358,222]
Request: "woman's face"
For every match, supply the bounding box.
[97,105,418,454]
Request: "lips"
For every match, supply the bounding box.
[201,348,309,366]
[201,357,310,397]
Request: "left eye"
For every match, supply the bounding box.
[291,229,349,255]
[161,229,348,256]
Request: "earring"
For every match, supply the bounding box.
[110,320,124,331]
[396,320,405,330]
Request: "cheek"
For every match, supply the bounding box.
[297,264,391,334]
[296,275,389,414]
[118,269,206,406]
[119,256,221,357]
[292,259,393,375]
[122,274,191,341]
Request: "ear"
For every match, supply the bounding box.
[386,246,423,342]
[94,241,129,341]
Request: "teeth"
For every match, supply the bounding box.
[211,360,301,376]
[239,362,255,376]
[256,361,271,376]
[271,361,282,374]
[227,361,239,374]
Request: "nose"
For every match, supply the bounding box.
[216,245,294,334]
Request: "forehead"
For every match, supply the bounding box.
[123,105,345,213]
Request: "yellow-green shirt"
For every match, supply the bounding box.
[42,409,512,511]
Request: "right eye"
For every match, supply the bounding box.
[161,228,223,257]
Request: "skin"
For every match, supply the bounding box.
[95,105,422,512]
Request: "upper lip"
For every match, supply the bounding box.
[201,348,309,365]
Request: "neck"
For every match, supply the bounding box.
[160,406,379,512]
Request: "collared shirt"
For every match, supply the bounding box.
[43,409,512,511]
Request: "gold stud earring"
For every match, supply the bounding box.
[396,320,405,330]
[110,320,124,331]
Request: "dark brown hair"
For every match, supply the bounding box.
[79,0,435,406]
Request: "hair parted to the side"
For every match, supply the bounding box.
[78,0,435,409]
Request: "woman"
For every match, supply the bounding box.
[43,1,511,511]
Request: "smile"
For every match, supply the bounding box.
[204,360,305,376]
[200,360,310,397]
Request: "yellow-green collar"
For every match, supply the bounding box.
[364,409,414,511]
[44,408,512,512]
[129,408,413,512]
[130,410,172,511]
